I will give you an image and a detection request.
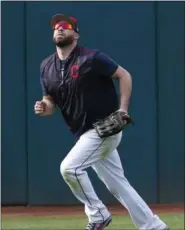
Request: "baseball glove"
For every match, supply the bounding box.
[93,110,133,138]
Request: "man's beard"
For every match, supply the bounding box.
[53,36,74,48]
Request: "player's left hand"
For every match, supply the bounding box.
[93,110,133,138]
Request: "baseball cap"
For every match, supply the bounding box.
[51,14,79,33]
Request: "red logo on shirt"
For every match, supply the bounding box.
[70,65,79,79]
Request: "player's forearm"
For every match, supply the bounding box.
[41,98,56,116]
[40,109,55,116]
[113,66,132,112]
[118,73,132,112]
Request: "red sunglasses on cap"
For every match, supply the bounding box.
[54,21,73,30]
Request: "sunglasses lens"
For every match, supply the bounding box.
[55,21,72,30]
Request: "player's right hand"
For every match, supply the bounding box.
[34,101,46,115]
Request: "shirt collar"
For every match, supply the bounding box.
[55,45,80,72]
[56,45,79,62]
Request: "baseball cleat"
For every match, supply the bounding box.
[85,215,112,230]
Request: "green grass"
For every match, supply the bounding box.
[2,213,184,230]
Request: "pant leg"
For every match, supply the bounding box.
[60,129,122,223]
[92,149,168,230]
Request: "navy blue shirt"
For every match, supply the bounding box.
[40,45,119,137]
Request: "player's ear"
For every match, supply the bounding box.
[74,32,80,40]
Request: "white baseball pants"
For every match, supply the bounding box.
[60,129,167,230]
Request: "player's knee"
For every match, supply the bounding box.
[60,161,73,179]
[60,161,68,177]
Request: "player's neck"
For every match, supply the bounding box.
[56,42,77,60]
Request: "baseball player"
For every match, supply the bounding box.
[34,14,169,230]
